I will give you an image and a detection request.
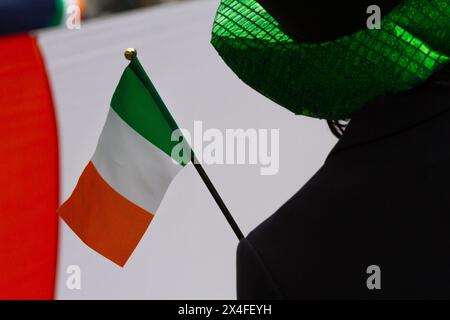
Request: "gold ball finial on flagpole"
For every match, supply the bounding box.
[124,48,137,61]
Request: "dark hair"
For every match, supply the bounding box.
[327,120,350,139]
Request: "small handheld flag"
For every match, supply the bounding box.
[59,49,243,267]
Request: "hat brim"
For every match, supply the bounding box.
[211,0,450,119]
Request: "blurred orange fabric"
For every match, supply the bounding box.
[0,34,59,299]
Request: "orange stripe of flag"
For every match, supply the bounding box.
[58,162,153,267]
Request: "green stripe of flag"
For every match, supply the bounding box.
[111,58,189,166]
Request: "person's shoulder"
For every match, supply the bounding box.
[236,171,342,299]
[246,165,334,248]
[236,238,283,299]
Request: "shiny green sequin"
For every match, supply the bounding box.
[211,0,450,119]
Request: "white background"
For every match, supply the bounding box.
[38,0,336,299]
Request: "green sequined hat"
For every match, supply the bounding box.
[211,0,450,120]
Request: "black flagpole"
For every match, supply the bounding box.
[191,154,244,241]
[124,48,244,241]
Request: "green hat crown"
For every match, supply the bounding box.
[211,0,450,119]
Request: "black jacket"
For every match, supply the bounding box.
[237,74,450,299]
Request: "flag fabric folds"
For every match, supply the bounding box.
[58,58,190,267]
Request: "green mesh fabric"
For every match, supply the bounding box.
[211,0,450,120]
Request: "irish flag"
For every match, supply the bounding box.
[58,57,190,267]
